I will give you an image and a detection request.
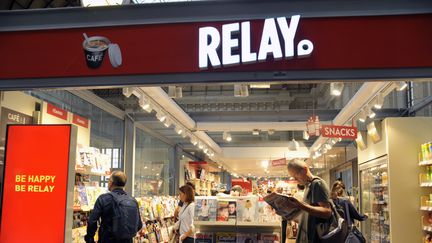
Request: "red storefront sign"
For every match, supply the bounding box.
[47,103,68,120]
[72,114,89,128]
[0,14,431,80]
[271,158,287,167]
[0,125,73,243]
[321,125,358,139]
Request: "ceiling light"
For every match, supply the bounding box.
[395,81,408,91]
[234,84,249,97]
[203,147,208,153]
[374,93,384,109]
[288,138,300,151]
[252,129,260,135]
[156,111,166,122]
[324,143,332,150]
[250,83,271,89]
[337,137,342,142]
[175,125,183,135]
[303,130,310,140]
[139,96,152,112]
[261,160,269,168]
[198,142,204,149]
[248,173,251,176]
[358,109,367,123]
[190,137,198,146]
[330,82,344,96]
[367,108,376,119]
[218,165,222,169]
[168,86,183,98]
[268,129,275,135]
[144,166,148,169]
[163,118,172,127]
[122,87,133,97]
[223,131,232,142]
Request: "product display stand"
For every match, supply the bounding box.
[419,142,432,243]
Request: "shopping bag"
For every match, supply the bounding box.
[316,202,348,243]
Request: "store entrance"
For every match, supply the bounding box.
[1,79,423,243]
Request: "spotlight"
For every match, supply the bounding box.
[330,82,344,96]
[358,109,367,123]
[175,125,183,135]
[190,137,198,146]
[395,81,408,91]
[223,131,232,142]
[163,118,172,128]
[374,93,384,109]
[198,142,204,149]
[367,108,376,119]
[252,129,260,135]
[122,87,133,97]
[168,86,183,98]
[324,143,332,150]
[139,96,152,113]
[268,129,275,135]
[234,84,249,97]
[156,111,166,122]
[250,84,271,89]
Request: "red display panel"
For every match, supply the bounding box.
[321,125,358,139]
[0,14,431,80]
[0,125,72,243]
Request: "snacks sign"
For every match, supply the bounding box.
[0,125,74,243]
[321,125,358,140]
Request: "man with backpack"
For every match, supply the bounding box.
[85,171,143,243]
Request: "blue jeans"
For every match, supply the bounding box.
[183,237,194,243]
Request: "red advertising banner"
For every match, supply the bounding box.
[0,125,72,243]
[271,158,287,167]
[321,125,358,139]
[47,103,68,120]
[0,14,431,80]
[72,114,89,128]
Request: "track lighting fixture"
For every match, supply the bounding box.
[223,131,232,142]
[156,111,166,122]
[330,82,344,96]
[139,96,152,113]
[122,87,133,98]
[395,81,408,91]
[303,130,310,140]
[358,109,367,123]
[374,93,384,109]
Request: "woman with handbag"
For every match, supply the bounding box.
[173,185,195,243]
[331,181,367,243]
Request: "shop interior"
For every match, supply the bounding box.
[1,79,432,243]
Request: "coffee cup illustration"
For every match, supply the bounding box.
[82,33,122,69]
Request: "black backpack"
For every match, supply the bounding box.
[110,192,141,239]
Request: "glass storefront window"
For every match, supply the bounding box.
[134,127,175,197]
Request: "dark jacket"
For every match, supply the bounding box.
[333,197,367,223]
[85,188,143,243]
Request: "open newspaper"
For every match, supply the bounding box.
[263,193,301,220]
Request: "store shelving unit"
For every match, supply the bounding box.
[419,146,432,242]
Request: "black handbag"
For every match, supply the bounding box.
[344,201,366,243]
[316,201,349,243]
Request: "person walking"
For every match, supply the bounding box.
[174,185,196,243]
[85,171,142,243]
[285,159,332,243]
